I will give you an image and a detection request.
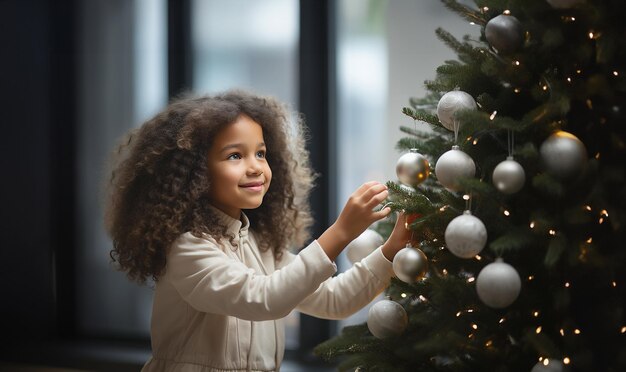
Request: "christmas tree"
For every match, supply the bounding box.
[315,0,626,371]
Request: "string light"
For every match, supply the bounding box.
[584,205,592,211]
[595,152,601,159]
[401,293,407,298]
[612,281,617,287]
[514,88,521,93]
[533,311,540,317]
[503,9,511,15]
[530,221,536,229]
[456,311,462,317]
[542,85,548,91]
[563,357,571,365]
[442,268,448,275]
[475,255,482,261]
[601,209,609,217]
[490,110,498,120]
[566,77,572,83]
[614,71,619,76]
[419,295,427,302]
[439,206,448,212]
[621,326,626,333]
[599,217,605,224]
[560,328,565,336]
[576,69,582,74]
[473,138,479,145]
[499,318,505,324]
[543,358,550,366]
[485,340,493,347]
[574,329,581,334]
[467,277,476,283]
[472,323,479,330]
[482,6,489,12]
[528,275,534,281]
[586,237,593,243]
[504,210,510,216]
[586,99,593,109]
[565,282,571,288]
[549,229,556,236]
[536,326,542,334]
[463,194,471,201]
[513,60,520,66]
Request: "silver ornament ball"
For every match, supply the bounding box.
[396,149,430,187]
[367,300,408,339]
[531,359,565,372]
[437,91,477,131]
[492,156,526,194]
[435,146,476,192]
[546,0,584,9]
[485,14,524,54]
[540,131,588,179]
[393,246,428,284]
[444,211,487,259]
[476,258,521,308]
[346,229,384,264]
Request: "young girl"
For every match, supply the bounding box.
[105,90,410,371]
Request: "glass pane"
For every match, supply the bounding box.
[77,0,167,337]
[191,0,300,350]
[335,0,477,329]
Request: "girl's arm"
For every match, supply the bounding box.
[295,213,411,319]
[166,233,338,321]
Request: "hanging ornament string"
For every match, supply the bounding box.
[464,193,473,212]
[453,118,460,144]
[507,129,515,157]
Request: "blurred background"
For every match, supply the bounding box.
[0,0,474,370]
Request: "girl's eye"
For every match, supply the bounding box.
[256,150,266,159]
[227,153,242,160]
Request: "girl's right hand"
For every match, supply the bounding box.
[317,181,391,261]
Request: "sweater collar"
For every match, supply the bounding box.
[207,204,250,237]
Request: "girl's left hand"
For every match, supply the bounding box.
[381,211,412,261]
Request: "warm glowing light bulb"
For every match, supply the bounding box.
[499,318,505,324]
[536,326,542,334]
[513,60,520,66]
[463,194,470,200]
[565,282,571,288]
[530,221,535,229]
[543,358,549,366]
[504,210,510,216]
[475,255,482,261]
[456,311,462,317]
[560,329,565,336]
[467,277,475,283]
[621,326,626,333]
[588,32,595,39]
[528,275,534,281]
[574,329,581,334]
[503,9,511,15]
[614,71,619,76]
[563,357,571,365]
[533,311,539,317]
[586,237,593,243]
[401,293,407,298]
[472,323,478,330]
[490,111,498,120]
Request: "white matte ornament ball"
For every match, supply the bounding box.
[476,258,521,308]
[492,156,526,194]
[435,146,476,192]
[539,131,588,179]
[531,359,564,372]
[346,229,384,264]
[393,246,428,283]
[367,300,408,339]
[444,210,487,258]
[546,0,584,9]
[396,149,431,187]
[437,91,477,131]
[485,14,524,54]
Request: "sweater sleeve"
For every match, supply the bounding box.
[294,247,395,320]
[165,232,337,321]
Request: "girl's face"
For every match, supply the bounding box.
[206,115,272,219]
